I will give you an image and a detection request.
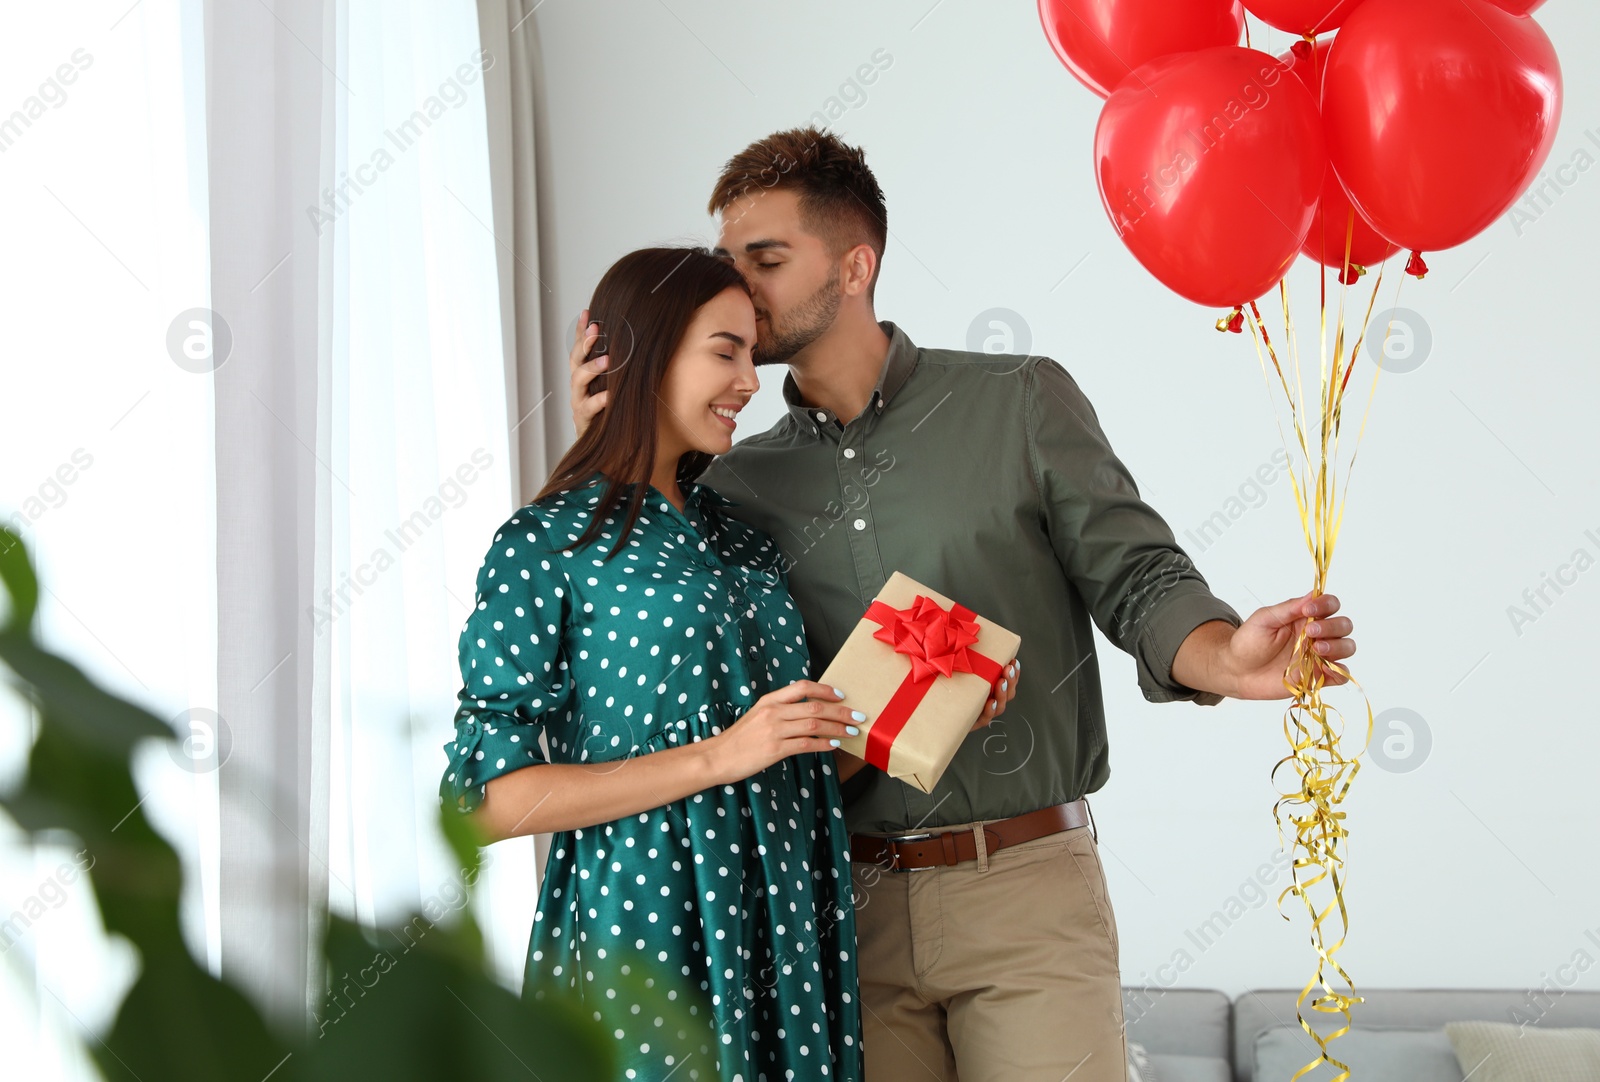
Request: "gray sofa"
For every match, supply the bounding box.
[1121,986,1600,1081]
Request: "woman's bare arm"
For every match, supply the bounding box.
[469,680,861,842]
[471,741,723,842]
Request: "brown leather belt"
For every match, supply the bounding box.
[850,799,1093,873]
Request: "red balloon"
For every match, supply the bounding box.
[1038,0,1243,99]
[1280,39,1400,272]
[1094,46,1326,307]
[1322,0,1562,252]
[1483,0,1546,13]
[1243,0,1368,35]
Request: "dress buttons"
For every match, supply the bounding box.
[842,447,856,459]
[853,518,866,531]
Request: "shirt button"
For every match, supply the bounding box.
[853,518,866,531]
[814,410,827,422]
[842,448,856,459]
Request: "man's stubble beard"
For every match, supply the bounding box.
[752,267,841,367]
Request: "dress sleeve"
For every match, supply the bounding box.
[1025,356,1242,706]
[440,510,574,813]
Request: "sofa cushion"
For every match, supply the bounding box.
[1148,1052,1233,1082]
[1124,987,1232,1060]
[1445,1020,1600,1081]
[1233,988,1600,1081]
[1253,1025,1463,1082]
[1129,1040,1155,1082]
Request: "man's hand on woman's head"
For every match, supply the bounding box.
[569,307,610,439]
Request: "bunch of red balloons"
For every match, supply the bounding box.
[1039,0,1563,307]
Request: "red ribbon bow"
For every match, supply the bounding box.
[860,593,1005,772]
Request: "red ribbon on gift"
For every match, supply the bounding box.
[860,593,1006,772]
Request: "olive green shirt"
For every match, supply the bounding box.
[696,320,1241,834]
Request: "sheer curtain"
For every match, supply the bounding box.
[323,0,541,993]
[206,0,538,1022]
[1,1,214,1074]
[2,0,534,1071]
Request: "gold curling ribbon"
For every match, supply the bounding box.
[1235,207,1404,1081]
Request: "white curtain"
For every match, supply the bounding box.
[204,0,338,1027]
[1,1,215,1072]
[321,0,541,995]
[1,0,531,1070]
[208,0,527,1025]
[476,0,560,503]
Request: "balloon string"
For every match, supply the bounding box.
[1241,263,1383,1082]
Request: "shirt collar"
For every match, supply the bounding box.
[583,470,738,512]
[687,481,737,510]
[781,319,917,437]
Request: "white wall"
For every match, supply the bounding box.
[527,0,1600,998]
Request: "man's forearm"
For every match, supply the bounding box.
[834,749,869,783]
[1170,619,1240,699]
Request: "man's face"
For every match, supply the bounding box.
[714,188,841,366]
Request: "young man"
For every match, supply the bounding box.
[566,128,1356,1082]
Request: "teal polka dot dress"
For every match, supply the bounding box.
[441,471,862,1082]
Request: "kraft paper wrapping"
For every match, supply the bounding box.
[817,571,1020,793]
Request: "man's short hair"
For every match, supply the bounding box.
[708,127,888,298]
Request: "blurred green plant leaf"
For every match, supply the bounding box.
[301,915,612,1080]
[0,531,618,1081]
[0,526,39,633]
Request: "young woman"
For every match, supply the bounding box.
[440,247,864,1081]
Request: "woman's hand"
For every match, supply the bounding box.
[706,680,865,785]
[972,657,1020,731]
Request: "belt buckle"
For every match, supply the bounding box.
[882,830,939,873]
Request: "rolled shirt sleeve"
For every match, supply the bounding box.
[440,510,573,812]
[1026,356,1242,706]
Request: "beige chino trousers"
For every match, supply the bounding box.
[850,820,1128,1082]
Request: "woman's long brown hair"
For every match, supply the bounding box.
[533,246,751,561]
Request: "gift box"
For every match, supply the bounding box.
[817,571,1021,793]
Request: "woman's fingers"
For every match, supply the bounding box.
[790,736,844,752]
[787,698,865,728]
[975,659,1020,730]
[766,709,856,742]
[775,706,859,735]
[768,680,847,704]
[781,728,855,752]
[775,735,849,756]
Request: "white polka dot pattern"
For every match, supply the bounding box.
[440,472,862,1080]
